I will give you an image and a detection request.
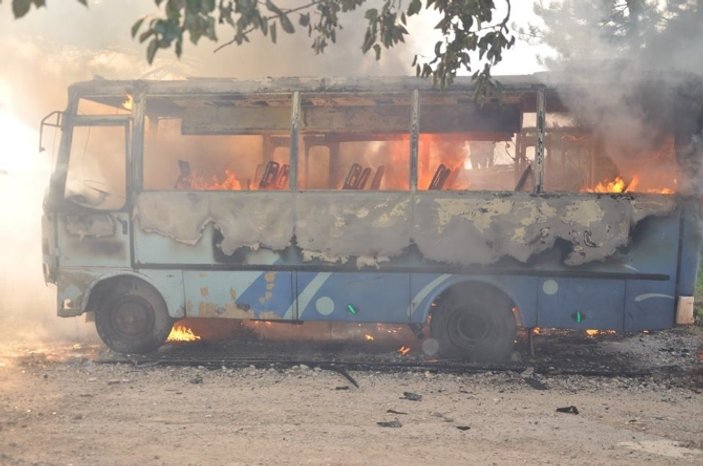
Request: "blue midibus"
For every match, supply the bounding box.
[41,74,702,358]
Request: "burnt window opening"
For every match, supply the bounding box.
[418,93,523,192]
[64,124,128,210]
[143,95,293,192]
[297,93,410,191]
[541,112,679,195]
[76,95,132,116]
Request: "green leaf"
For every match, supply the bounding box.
[407,0,421,16]
[12,0,32,18]
[270,21,277,43]
[279,13,295,33]
[131,17,146,38]
[205,16,217,40]
[365,8,378,21]
[146,38,159,64]
[373,43,381,60]
[175,36,183,58]
[139,28,155,43]
[298,12,309,27]
[265,0,283,16]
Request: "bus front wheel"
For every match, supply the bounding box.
[94,279,173,354]
[430,284,516,361]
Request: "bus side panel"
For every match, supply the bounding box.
[133,223,217,265]
[57,212,131,268]
[295,272,410,322]
[537,278,626,330]
[622,212,680,330]
[676,200,703,298]
[624,280,676,330]
[409,274,539,327]
[183,271,294,320]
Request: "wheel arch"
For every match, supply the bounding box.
[414,276,523,327]
[84,272,183,319]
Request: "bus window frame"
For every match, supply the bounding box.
[131,88,547,197]
[138,92,297,193]
[295,90,415,193]
[56,114,132,212]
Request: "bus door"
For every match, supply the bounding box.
[54,119,131,269]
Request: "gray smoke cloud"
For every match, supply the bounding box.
[533,1,703,194]
[0,0,427,343]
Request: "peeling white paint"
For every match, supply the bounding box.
[135,192,293,253]
[135,191,677,267]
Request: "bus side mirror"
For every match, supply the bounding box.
[39,111,63,153]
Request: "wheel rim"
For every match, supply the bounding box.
[111,297,154,339]
[445,302,496,350]
[455,311,491,342]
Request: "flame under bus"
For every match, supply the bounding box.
[41,75,702,356]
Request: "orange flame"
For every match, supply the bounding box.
[585,329,617,337]
[586,175,632,193]
[364,334,375,342]
[122,94,133,111]
[167,324,201,342]
[585,175,674,194]
[189,169,243,191]
[398,345,411,356]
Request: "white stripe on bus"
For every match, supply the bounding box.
[283,272,333,320]
[407,274,452,317]
[634,293,675,302]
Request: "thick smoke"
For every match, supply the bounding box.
[533,1,703,194]
[0,0,428,344]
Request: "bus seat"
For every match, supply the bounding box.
[429,164,451,190]
[275,164,290,189]
[343,163,363,189]
[174,160,192,189]
[356,167,371,190]
[370,166,385,190]
[259,160,280,189]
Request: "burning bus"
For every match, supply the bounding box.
[40,74,703,358]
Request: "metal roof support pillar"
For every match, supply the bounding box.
[534,88,546,193]
[410,89,420,192]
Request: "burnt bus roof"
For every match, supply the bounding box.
[68,75,560,114]
[69,74,548,96]
[68,70,702,95]
[68,71,703,117]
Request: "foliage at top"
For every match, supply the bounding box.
[3,0,515,92]
[522,0,702,68]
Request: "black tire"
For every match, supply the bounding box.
[94,279,173,354]
[430,283,516,361]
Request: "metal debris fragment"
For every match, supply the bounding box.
[556,406,579,415]
[376,419,402,428]
[400,391,422,401]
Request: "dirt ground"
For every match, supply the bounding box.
[1,327,702,466]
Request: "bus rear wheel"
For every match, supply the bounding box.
[430,284,516,361]
[94,279,173,354]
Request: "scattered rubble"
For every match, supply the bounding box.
[0,327,700,464]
